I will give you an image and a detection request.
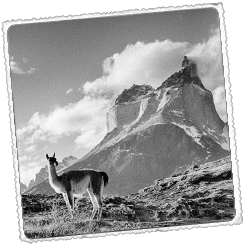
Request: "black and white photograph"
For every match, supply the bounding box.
[1,1,243,243]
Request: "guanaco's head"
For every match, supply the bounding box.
[46,153,58,167]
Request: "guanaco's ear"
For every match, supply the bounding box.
[46,154,49,160]
[53,152,55,158]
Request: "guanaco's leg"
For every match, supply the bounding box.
[87,188,98,220]
[95,179,104,221]
[88,176,104,221]
[63,193,74,218]
[94,193,103,221]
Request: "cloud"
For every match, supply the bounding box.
[22,57,28,63]
[212,86,228,122]
[83,40,189,100]
[66,88,73,95]
[18,153,44,186]
[186,29,224,90]
[25,144,36,152]
[10,56,36,75]
[18,96,110,150]
[20,160,44,186]
[83,29,224,99]
[75,127,107,149]
[18,155,29,162]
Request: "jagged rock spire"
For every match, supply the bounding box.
[157,57,206,90]
[182,56,190,68]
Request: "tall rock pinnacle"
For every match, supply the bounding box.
[181,55,190,67]
[157,56,205,90]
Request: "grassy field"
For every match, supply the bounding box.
[23,198,230,239]
[22,156,235,239]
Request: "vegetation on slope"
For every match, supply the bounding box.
[21,156,234,239]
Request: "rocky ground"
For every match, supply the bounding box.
[21,156,235,239]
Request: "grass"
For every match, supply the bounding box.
[23,193,233,239]
[23,197,136,238]
[23,196,168,239]
[24,200,93,238]
[23,197,235,239]
[22,157,234,239]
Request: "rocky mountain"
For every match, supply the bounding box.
[20,182,27,194]
[24,58,230,196]
[115,84,155,105]
[26,156,77,191]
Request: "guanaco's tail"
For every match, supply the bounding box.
[100,172,109,187]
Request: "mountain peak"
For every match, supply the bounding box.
[157,56,205,90]
[115,57,206,106]
[115,84,155,105]
[181,55,190,67]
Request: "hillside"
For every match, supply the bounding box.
[24,59,230,196]
[22,156,234,238]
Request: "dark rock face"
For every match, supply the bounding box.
[157,63,205,91]
[181,56,190,68]
[24,59,230,196]
[115,84,155,105]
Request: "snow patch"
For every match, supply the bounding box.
[156,88,171,112]
[172,122,204,147]
[170,109,184,117]
[136,97,150,122]
[203,125,230,151]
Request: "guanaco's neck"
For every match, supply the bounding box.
[48,164,59,183]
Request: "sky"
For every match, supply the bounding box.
[7,7,227,186]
